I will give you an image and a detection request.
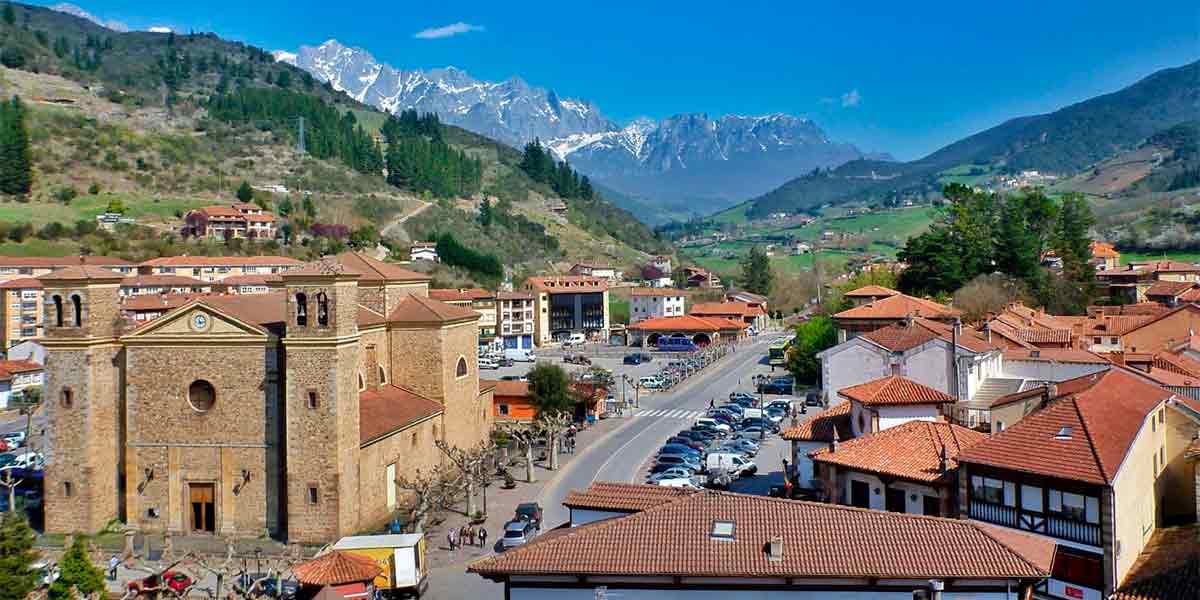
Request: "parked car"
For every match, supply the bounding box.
[719,404,746,417]
[127,571,194,595]
[504,348,537,363]
[660,443,702,458]
[647,467,695,483]
[12,452,42,470]
[1,431,25,448]
[805,392,823,407]
[656,478,701,489]
[623,353,653,365]
[515,502,543,530]
[502,519,537,549]
[707,452,757,477]
[675,430,714,444]
[500,375,527,382]
[638,376,663,389]
[0,453,15,469]
[563,353,592,365]
[765,399,794,413]
[736,427,765,439]
[730,396,757,408]
[563,333,587,346]
[729,392,756,404]
[478,357,500,370]
[722,438,760,456]
[652,455,703,473]
[691,423,725,438]
[694,418,731,433]
[758,377,794,395]
[665,436,707,452]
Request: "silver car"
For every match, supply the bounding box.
[502,519,537,549]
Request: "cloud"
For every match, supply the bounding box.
[840,89,862,108]
[147,26,174,33]
[413,22,485,40]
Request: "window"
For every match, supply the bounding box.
[455,357,468,378]
[1160,446,1165,471]
[306,390,319,409]
[1109,337,1118,345]
[62,481,73,497]
[1158,408,1165,424]
[61,388,73,408]
[499,404,510,416]
[52,295,63,327]
[357,372,365,391]
[386,463,397,509]
[295,293,308,326]
[187,380,216,412]
[307,485,319,504]
[1049,490,1097,523]
[996,421,1005,432]
[1093,337,1101,344]
[316,292,329,327]
[378,366,387,385]
[70,294,82,327]
[1020,484,1043,512]
[971,476,1009,505]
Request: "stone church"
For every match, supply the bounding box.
[37,252,494,543]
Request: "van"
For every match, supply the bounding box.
[638,376,662,389]
[504,348,536,362]
[741,408,763,421]
[564,333,587,346]
[706,452,756,477]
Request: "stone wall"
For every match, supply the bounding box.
[441,322,491,451]
[388,327,446,401]
[356,416,443,531]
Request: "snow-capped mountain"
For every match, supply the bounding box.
[281,40,615,148]
[50,3,128,31]
[278,39,879,221]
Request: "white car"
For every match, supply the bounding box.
[638,376,663,389]
[478,357,500,370]
[656,478,701,489]
[694,417,731,433]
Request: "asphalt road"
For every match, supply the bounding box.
[432,332,791,599]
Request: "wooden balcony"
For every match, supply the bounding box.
[969,501,1101,547]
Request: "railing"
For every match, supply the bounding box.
[1046,514,1101,547]
[969,501,1017,527]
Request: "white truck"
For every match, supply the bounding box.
[332,534,427,598]
[504,348,536,362]
[706,452,757,477]
[741,408,763,421]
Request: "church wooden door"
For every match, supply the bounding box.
[189,483,216,533]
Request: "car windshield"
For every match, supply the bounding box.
[504,529,524,538]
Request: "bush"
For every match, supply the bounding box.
[49,537,105,599]
[88,183,100,195]
[52,186,78,205]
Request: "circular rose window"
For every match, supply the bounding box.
[188,380,216,412]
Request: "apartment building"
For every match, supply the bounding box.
[0,256,133,283]
[497,291,535,350]
[957,368,1200,599]
[429,288,499,345]
[832,287,961,342]
[0,278,42,351]
[629,288,685,323]
[0,359,43,409]
[523,276,609,345]
[118,274,211,297]
[137,256,304,282]
[182,203,277,241]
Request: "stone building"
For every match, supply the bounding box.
[39,252,494,544]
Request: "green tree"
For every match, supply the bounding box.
[1,4,13,26]
[478,197,493,229]
[527,362,574,416]
[1049,193,1097,312]
[785,316,837,384]
[236,180,253,203]
[302,194,316,219]
[49,537,105,599]
[739,245,773,295]
[0,513,38,600]
[0,97,33,196]
[277,196,293,216]
[105,197,125,214]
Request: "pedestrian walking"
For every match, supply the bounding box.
[107,555,119,581]
[467,526,476,547]
[448,529,456,551]
[479,527,488,548]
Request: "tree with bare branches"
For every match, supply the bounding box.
[393,465,453,532]
[434,439,495,517]
[503,425,538,483]
[536,411,572,471]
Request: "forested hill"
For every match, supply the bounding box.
[740,59,1200,219]
[0,2,664,265]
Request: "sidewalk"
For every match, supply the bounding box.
[420,412,630,571]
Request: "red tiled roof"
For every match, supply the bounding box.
[1153,352,1200,378]
[562,481,696,512]
[630,287,684,297]
[197,293,287,327]
[860,322,940,352]
[627,314,722,332]
[486,379,530,397]
[496,291,533,301]
[469,491,1052,580]
[356,305,387,328]
[1181,288,1200,303]
[1079,314,1155,336]
[0,359,43,380]
[1113,525,1200,600]
[358,385,444,445]
[1145,280,1196,298]
[1090,241,1120,259]
[293,551,383,586]
[38,265,126,281]
[1132,260,1200,273]
[0,277,42,289]
[0,255,131,268]
[809,421,985,484]
[959,368,1174,485]
[428,288,494,302]
[243,213,275,222]
[217,274,282,286]
[690,301,755,317]
[702,316,752,330]
[838,376,957,407]
[834,293,961,321]
[329,252,428,283]
[843,285,901,297]
[914,318,997,353]
[387,294,479,324]
[781,402,853,442]
[120,293,206,312]
[121,274,207,287]
[139,255,303,267]
[193,205,245,218]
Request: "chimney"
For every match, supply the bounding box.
[767,537,784,562]
[937,443,949,472]
[1040,382,1057,408]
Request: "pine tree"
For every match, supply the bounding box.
[49,537,104,599]
[0,513,38,600]
[236,180,253,203]
[0,97,32,196]
[739,245,774,295]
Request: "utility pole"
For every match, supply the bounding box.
[296,116,306,154]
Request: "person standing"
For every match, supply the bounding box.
[478,527,488,548]
[107,555,119,581]
[467,526,476,547]
[447,529,456,551]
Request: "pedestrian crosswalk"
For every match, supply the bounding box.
[632,409,707,420]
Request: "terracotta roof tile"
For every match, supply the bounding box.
[1145,280,1197,298]
[356,305,387,328]
[469,491,1051,580]
[629,314,721,332]
[428,288,494,302]
[0,359,43,380]
[1090,241,1121,259]
[38,265,126,281]
[217,274,282,286]
[1132,260,1200,273]
[562,482,696,512]
[139,255,302,267]
[959,368,1173,485]
[485,379,530,397]
[838,376,957,406]
[293,551,382,586]
[1114,525,1200,600]
[197,293,287,326]
[860,322,940,352]
[1001,348,1110,364]
[0,277,42,289]
[834,293,960,320]
[0,255,132,268]
[810,421,985,484]
[525,276,607,292]
[781,402,853,442]
[1158,351,1200,378]
[120,293,207,312]
[121,274,208,287]
[358,385,444,445]
[843,285,901,297]
[690,301,754,317]
[387,294,479,324]
[496,291,533,301]
[914,318,997,353]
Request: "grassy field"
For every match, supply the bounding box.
[782,206,935,241]
[0,238,78,256]
[1120,250,1200,264]
[709,203,750,225]
[937,163,994,187]
[0,194,212,227]
[684,247,855,278]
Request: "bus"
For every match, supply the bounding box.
[657,337,699,352]
[768,339,793,366]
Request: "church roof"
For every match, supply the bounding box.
[359,385,445,445]
[388,294,479,325]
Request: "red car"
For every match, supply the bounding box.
[127,571,194,595]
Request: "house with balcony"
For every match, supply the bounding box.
[832,289,961,342]
[629,288,685,323]
[137,256,304,283]
[810,419,985,517]
[182,203,277,241]
[118,274,211,297]
[690,301,769,332]
[0,256,133,283]
[429,288,498,346]
[956,367,1200,600]
[523,276,609,345]
[497,291,535,350]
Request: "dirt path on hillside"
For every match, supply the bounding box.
[380,200,433,240]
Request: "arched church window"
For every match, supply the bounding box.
[52,295,63,327]
[188,380,216,412]
[317,292,329,327]
[70,294,82,327]
[295,293,308,326]
[455,357,468,378]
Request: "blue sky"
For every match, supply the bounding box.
[38,1,1199,159]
